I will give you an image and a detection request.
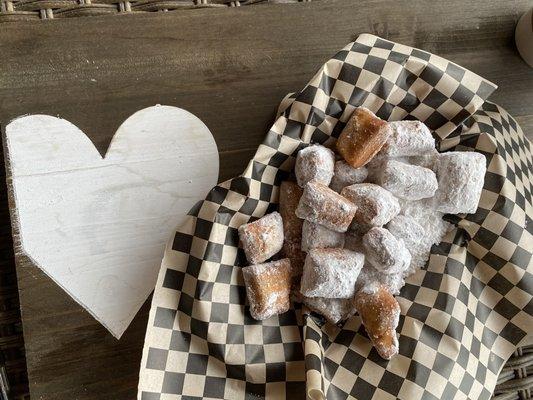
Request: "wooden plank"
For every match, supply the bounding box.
[0,1,532,398]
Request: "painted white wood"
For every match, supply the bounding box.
[6,105,219,338]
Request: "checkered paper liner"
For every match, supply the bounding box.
[138,34,533,400]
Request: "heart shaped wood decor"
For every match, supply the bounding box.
[5,105,219,338]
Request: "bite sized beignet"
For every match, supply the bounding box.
[279,181,304,243]
[296,181,357,233]
[433,151,486,214]
[302,296,356,324]
[376,159,438,200]
[341,183,400,227]
[238,212,284,264]
[330,160,368,193]
[301,220,345,251]
[337,107,392,168]
[362,227,411,276]
[379,120,435,157]
[242,259,292,320]
[295,144,335,187]
[354,283,400,360]
[300,248,364,298]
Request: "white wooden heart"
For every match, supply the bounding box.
[6,105,219,338]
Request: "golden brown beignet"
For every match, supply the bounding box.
[354,284,400,360]
[337,107,392,168]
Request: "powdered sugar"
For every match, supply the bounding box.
[433,151,486,214]
[356,263,406,295]
[399,199,453,247]
[295,144,335,187]
[238,211,284,264]
[341,183,400,227]
[330,161,368,192]
[296,181,357,233]
[379,120,435,157]
[377,159,438,201]
[387,214,431,275]
[300,248,364,298]
[362,227,411,276]
[301,220,345,251]
[409,151,439,171]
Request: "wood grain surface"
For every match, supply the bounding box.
[0,1,532,399]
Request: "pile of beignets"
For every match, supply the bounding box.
[238,107,486,360]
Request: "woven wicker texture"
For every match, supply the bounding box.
[0,0,312,21]
[493,345,533,400]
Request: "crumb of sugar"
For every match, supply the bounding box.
[398,198,453,246]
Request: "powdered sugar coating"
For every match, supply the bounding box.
[302,296,356,324]
[399,198,453,247]
[377,159,438,200]
[238,212,284,264]
[242,259,292,320]
[433,151,486,214]
[300,248,364,298]
[409,150,439,171]
[386,214,430,276]
[379,120,435,157]
[330,161,368,193]
[341,183,400,227]
[355,263,405,295]
[295,144,335,187]
[301,220,345,251]
[354,285,400,360]
[362,227,411,275]
[296,181,357,233]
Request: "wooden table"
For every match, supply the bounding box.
[1,1,532,398]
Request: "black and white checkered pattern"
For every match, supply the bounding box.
[138,34,532,400]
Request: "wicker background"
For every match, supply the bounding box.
[0,1,531,399]
[0,0,311,21]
